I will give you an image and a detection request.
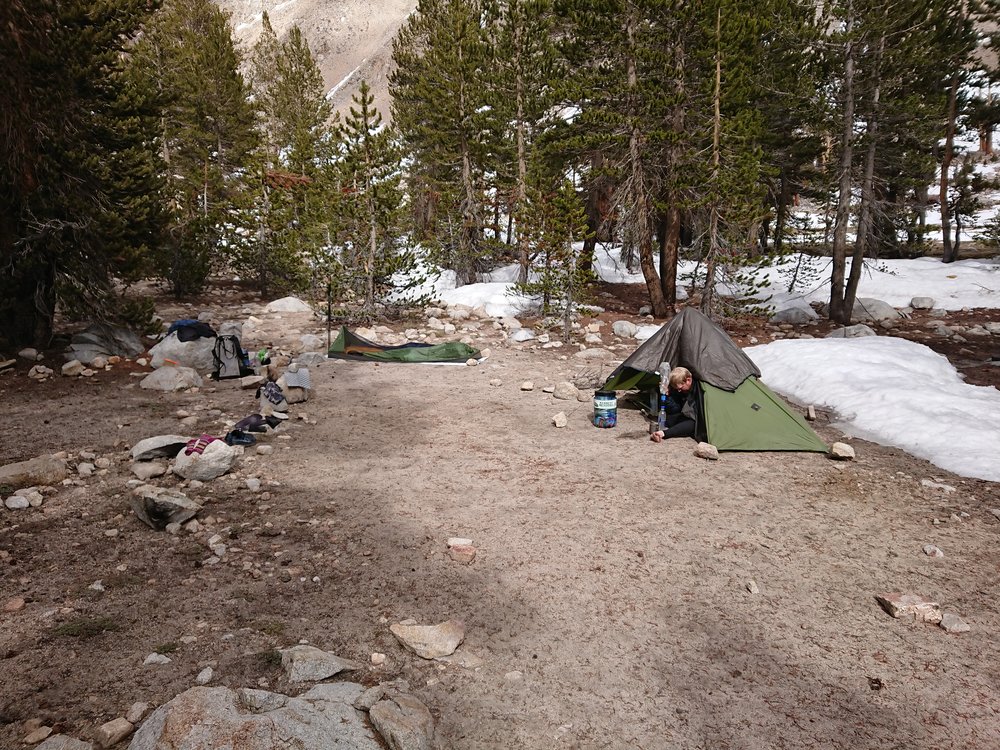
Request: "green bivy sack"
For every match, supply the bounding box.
[602,308,827,452]
[328,325,480,363]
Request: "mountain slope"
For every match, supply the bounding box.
[214,0,416,120]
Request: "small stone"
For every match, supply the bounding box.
[465,358,479,367]
[94,718,133,749]
[488,378,502,387]
[504,670,523,681]
[88,580,105,592]
[875,593,942,623]
[520,381,534,391]
[922,544,944,558]
[76,463,95,477]
[195,666,213,685]
[371,652,386,666]
[390,619,465,659]
[552,381,578,401]
[144,653,171,665]
[829,442,855,460]
[694,442,719,461]
[5,496,30,510]
[61,360,84,377]
[552,412,568,428]
[448,544,477,564]
[245,478,261,492]
[4,596,26,611]
[939,612,970,633]
[447,537,473,547]
[255,445,274,456]
[746,580,760,594]
[920,478,956,493]
[241,375,265,390]
[806,405,817,421]
[23,726,52,744]
[125,702,150,725]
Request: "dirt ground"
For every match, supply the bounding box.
[1,285,1000,749]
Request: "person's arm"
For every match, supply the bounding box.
[664,390,685,415]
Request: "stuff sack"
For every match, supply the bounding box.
[212,335,248,380]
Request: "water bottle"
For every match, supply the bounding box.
[657,393,667,431]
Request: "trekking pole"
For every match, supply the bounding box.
[326,282,332,354]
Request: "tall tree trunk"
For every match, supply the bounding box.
[941,71,960,263]
[844,34,883,317]
[515,64,529,284]
[774,169,788,253]
[829,0,856,324]
[659,40,685,313]
[625,13,667,317]
[701,8,722,319]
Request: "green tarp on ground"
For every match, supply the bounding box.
[602,308,827,452]
[327,325,480,363]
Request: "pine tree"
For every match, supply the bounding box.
[239,18,340,296]
[515,180,595,343]
[390,0,492,284]
[336,81,415,317]
[483,0,558,283]
[134,0,258,296]
[0,0,164,346]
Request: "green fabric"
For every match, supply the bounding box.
[701,378,828,452]
[328,325,480,363]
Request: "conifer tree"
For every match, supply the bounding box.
[483,0,558,283]
[515,180,595,342]
[134,0,257,296]
[0,0,164,346]
[336,81,417,316]
[239,18,339,296]
[390,0,492,284]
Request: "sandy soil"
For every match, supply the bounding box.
[1,288,1000,749]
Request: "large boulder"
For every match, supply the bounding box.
[68,323,144,365]
[770,305,817,325]
[850,298,902,322]
[0,455,68,489]
[140,366,203,391]
[825,324,877,339]
[127,685,383,750]
[131,435,189,461]
[265,296,313,313]
[611,320,639,338]
[172,440,237,481]
[369,694,435,750]
[149,333,216,373]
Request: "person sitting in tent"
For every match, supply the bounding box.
[650,366,697,443]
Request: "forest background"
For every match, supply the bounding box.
[3,0,1000,349]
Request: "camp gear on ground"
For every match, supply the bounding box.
[184,434,219,456]
[235,414,268,433]
[212,334,245,380]
[258,381,288,413]
[224,429,256,447]
[328,325,480,363]
[593,391,617,428]
[283,364,311,390]
[602,307,827,452]
[167,319,217,342]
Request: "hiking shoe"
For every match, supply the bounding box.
[234,414,269,433]
[224,429,256,447]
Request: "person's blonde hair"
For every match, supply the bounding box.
[668,366,691,389]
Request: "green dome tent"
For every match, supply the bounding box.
[602,308,827,452]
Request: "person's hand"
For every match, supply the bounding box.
[650,431,663,443]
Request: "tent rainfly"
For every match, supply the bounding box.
[602,308,828,452]
[327,325,480,363]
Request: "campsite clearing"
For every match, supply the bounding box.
[1,291,999,749]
